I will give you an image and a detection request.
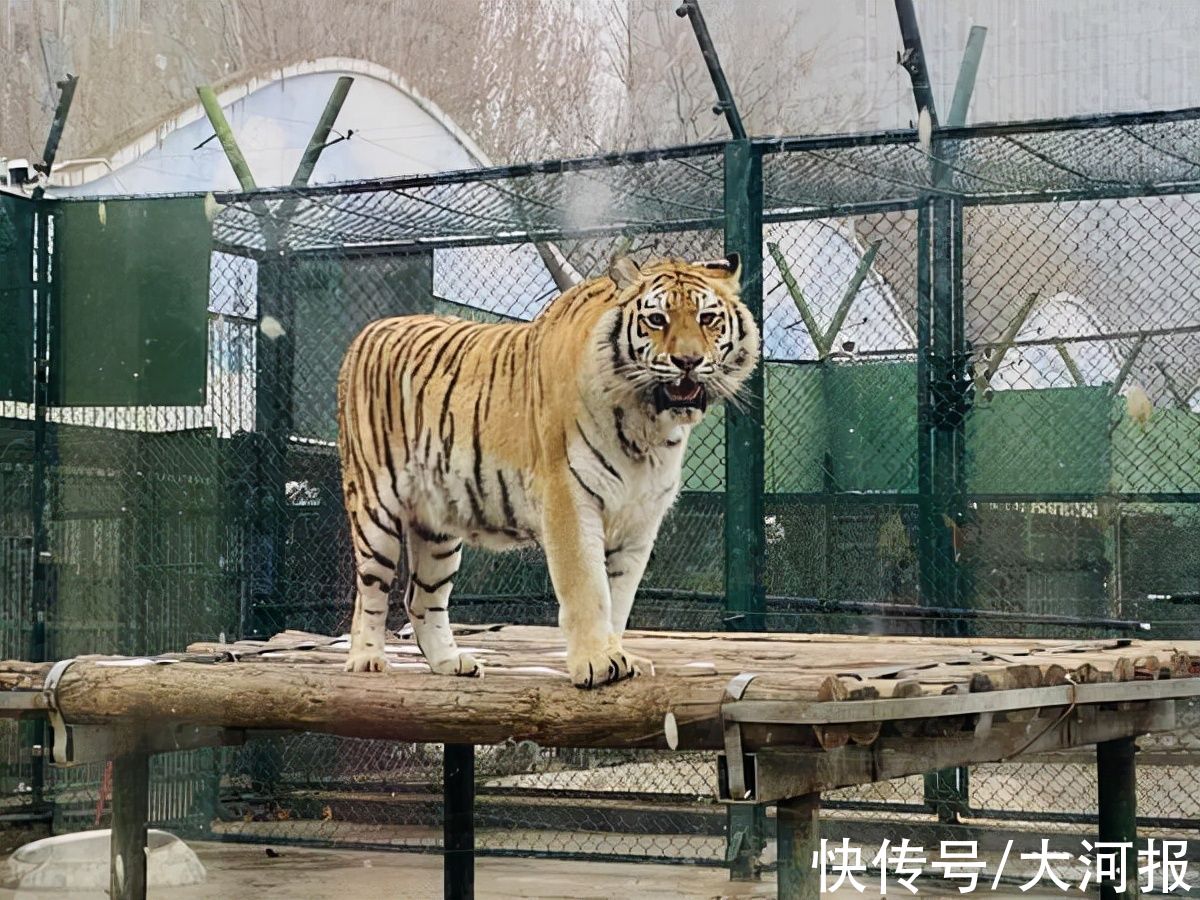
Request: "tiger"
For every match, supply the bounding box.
[336,253,759,688]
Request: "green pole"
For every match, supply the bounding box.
[28,72,78,812]
[34,74,79,180]
[676,0,747,140]
[1096,736,1139,900]
[290,76,353,188]
[822,240,882,354]
[723,138,766,881]
[723,140,765,630]
[195,86,257,192]
[1111,335,1146,395]
[947,27,987,128]
[767,242,824,356]
[918,194,973,821]
[776,794,821,899]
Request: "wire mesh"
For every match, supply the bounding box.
[0,109,1198,869]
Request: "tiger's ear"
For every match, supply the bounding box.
[698,253,741,280]
[609,255,642,291]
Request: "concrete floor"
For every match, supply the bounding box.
[0,840,1112,899]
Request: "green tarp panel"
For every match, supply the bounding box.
[967,386,1110,495]
[823,362,917,493]
[685,361,918,494]
[1111,406,1200,494]
[290,253,436,442]
[50,197,211,407]
[0,194,35,402]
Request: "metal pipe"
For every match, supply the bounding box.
[675,0,747,140]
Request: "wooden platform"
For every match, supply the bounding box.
[2,625,1198,755]
[4,625,1199,900]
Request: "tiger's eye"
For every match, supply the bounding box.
[699,312,718,327]
[646,312,668,328]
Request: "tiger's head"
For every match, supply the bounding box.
[600,254,760,427]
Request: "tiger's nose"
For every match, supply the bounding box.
[671,355,703,373]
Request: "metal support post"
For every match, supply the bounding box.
[917,196,972,818]
[722,140,765,635]
[947,27,988,128]
[195,78,353,640]
[443,743,475,900]
[110,750,151,900]
[726,804,766,881]
[27,205,53,810]
[916,199,967,628]
[776,793,820,900]
[1097,736,1139,900]
[289,76,354,189]
[27,72,78,811]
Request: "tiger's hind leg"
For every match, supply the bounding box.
[345,504,402,673]
[405,526,482,678]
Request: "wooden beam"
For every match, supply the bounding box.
[737,699,1173,800]
[47,660,747,749]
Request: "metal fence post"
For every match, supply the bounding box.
[917,196,969,628]
[723,140,765,632]
[26,199,53,809]
[918,194,972,820]
[248,259,294,641]
[723,138,767,879]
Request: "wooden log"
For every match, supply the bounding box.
[1170,652,1193,678]
[1042,664,1071,686]
[39,659,856,751]
[969,664,1044,694]
[846,686,883,746]
[1133,655,1161,680]
[812,675,853,750]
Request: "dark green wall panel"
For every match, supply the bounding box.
[50,198,211,407]
[0,195,35,402]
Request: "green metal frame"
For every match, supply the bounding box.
[723,140,766,634]
[722,138,768,881]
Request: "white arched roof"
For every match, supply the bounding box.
[762,219,913,360]
[49,58,489,195]
[989,292,1125,391]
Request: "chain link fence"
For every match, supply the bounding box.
[1,109,1199,868]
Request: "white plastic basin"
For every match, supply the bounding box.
[5,829,206,891]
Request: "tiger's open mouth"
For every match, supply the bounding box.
[653,377,708,413]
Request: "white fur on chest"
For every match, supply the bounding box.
[568,423,687,516]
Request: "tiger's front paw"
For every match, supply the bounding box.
[568,641,650,689]
[344,649,387,673]
[428,652,484,678]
